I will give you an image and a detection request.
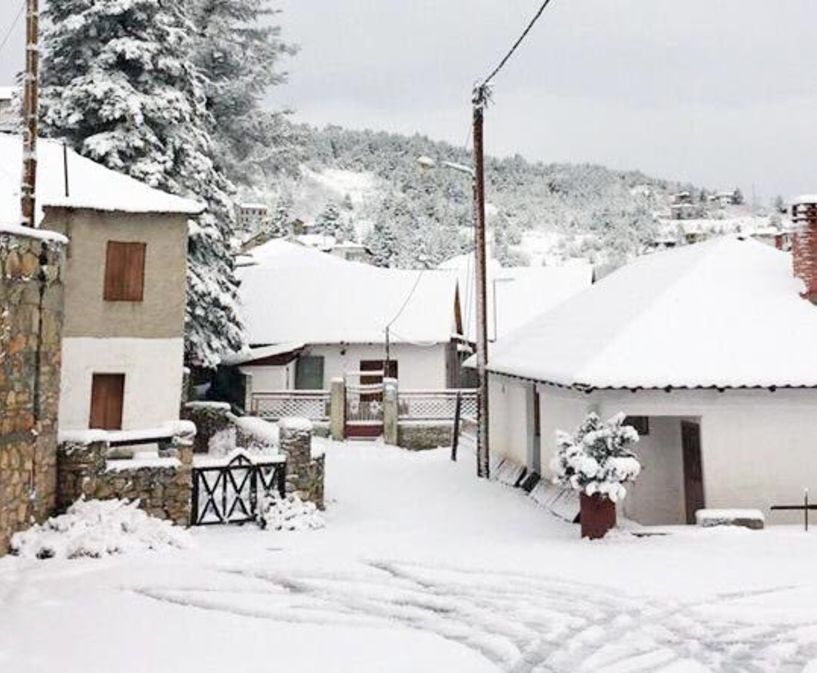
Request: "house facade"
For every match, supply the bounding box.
[231,239,463,398]
[486,226,817,526]
[0,134,201,433]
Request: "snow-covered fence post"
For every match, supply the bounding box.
[330,377,345,441]
[383,377,398,446]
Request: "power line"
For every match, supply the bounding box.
[0,0,25,56]
[480,0,558,89]
[385,268,426,330]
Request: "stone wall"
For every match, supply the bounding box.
[57,433,194,526]
[0,229,66,554]
[398,423,454,451]
[182,401,232,453]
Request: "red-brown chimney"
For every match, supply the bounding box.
[791,197,817,302]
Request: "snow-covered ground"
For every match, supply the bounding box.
[2,440,817,672]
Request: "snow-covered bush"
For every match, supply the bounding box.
[257,492,325,532]
[10,499,191,560]
[551,412,641,502]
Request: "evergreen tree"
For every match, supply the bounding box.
[269,204,292,238]
[732,187,745,206]
[41,0,244,368]
[191,0,300,184]
[314,202,342,238]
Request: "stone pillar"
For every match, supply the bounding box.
[383,377,398,446]
[329,377,345,441]
[279,417,324,507]
[56,440,107,512]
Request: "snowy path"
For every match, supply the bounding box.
[131,560,817,673]
[2,441,817,672]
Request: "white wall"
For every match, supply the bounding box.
[240,361,295,392]
[244,343,450,392]
[620,417,687,526]
[538,386,817,525]
[488,376,533,468]
[59,337,183,431]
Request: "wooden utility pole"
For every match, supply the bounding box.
[20,0,39,228]
[472,84,490,479]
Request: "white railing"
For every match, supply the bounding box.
[251,390,330,421]
[398,389,478,421]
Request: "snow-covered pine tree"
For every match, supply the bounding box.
[41,0,244,369]
[314,202,342,238]
[191,0,300,185]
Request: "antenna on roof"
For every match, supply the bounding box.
[62,141,69,198]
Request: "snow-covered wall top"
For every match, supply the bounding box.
[487,237,817,389]
[0,135,203,226]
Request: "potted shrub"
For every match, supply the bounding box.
[551,412,641,539]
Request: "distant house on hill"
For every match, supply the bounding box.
[485,227,817,526]
[231,239,463,394]
[0,134,201,434]
[235,202,269,232]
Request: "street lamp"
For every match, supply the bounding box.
[417,151,491,478]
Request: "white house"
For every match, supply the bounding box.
[438,252,593,342]
[0,134,201,433]
[486,232,817,526]
[234,239,463,392]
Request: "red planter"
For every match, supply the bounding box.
[580,492,616,539]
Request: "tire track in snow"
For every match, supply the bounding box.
[129,561,817,673]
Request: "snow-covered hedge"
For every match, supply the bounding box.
[10,499,192,560]
[257,493,325,532]
[551,412,641,502]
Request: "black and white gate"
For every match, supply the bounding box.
[191,452,287,525]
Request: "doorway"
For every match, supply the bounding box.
[681,421,705,524]
[89,373,125,430]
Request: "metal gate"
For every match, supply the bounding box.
[191,452,286,525]
[345,379,384,439]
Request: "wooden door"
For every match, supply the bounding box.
[89,374,125,430]
[681,421,705,524]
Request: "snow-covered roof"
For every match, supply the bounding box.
[0,87,14,101]
[439,252,593,341]
[239,240,458,345]
[487,237,817,390]
[244,238,347,268]
[0,134,203,227]
[221,342,305,366]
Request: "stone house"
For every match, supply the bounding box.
[0,134,202,434]
[485,207,817,527]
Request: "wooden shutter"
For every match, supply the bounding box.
[89,373,125,430]
[104,241,146,301]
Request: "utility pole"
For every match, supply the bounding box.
[472,84,490,479]
[20,0,39,228]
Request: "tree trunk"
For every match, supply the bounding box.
[580,492,616,539]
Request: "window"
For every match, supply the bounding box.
[89,373,125,430]
[104,241,146,301]
[624,416,650,436]
[295,356,325,390]
[359,359,398,385]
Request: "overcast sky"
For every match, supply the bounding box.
[2,1,815,200]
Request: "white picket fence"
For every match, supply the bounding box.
[251,390,330,421]
[398,389,478,421]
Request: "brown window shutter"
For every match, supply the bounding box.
[89,373,125,430]
[104,241,146,301]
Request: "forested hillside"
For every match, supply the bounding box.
[251,124,703,268]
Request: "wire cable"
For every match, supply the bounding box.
[0,0,25,56]
[480,0,558,88]
[385,268,427,330]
